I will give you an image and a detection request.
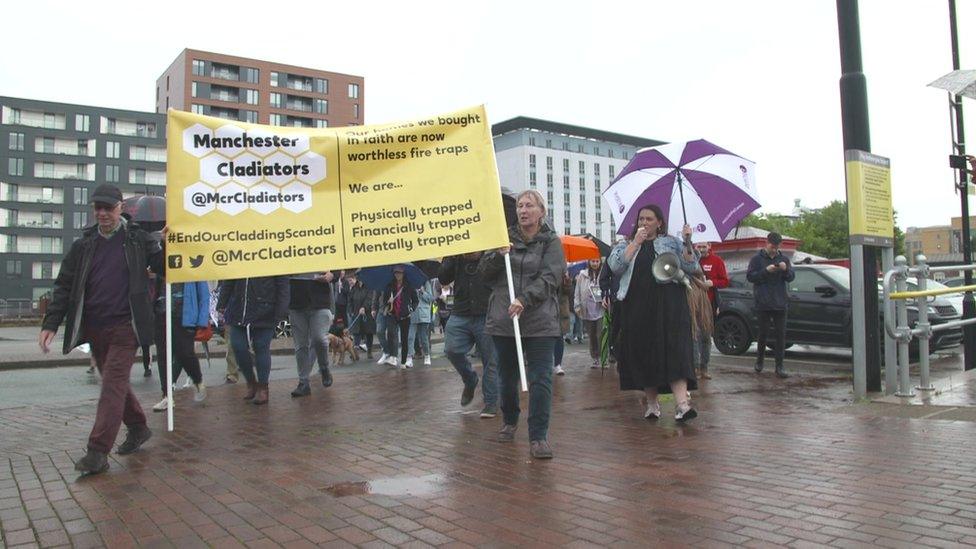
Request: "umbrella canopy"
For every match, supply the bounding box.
[573,233,612,256]
[929,69,976,100]
[501,186,518,227]
[604,139,760,243]
[356,263,427,292]
[413,259,441,279]
[560,235,602,263]
[122,195,166,231]
[567,261,588,278]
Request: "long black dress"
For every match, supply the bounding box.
[617,241,697,393]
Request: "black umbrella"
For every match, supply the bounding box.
[413,259,441,279]
[122,195,166,231]
[574,233,612,257]
[500,186,517,228]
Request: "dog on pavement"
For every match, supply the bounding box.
[328,330,359,365]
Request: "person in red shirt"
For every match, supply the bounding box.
[695,242,728,379]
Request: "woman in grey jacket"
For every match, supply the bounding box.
[479,190,566,460]
[608,204,699,421]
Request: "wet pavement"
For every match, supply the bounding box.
[2,339,976,548]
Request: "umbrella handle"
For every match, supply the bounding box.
[676,170,688,225]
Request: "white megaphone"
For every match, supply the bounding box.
[651,252,691,287]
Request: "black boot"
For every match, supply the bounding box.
[74,449,109,475]
[775,363,788,378]
[754,360,764,373]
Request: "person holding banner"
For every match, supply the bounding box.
[438,252,498,416]
[39,184,163,474]
[217,276,290,405]
[608,204,699,422]
[382,266,419,368]
[479,190,566,460]
[151,278,210,411]
[288,271,337,398]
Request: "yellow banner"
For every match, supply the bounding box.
[845,149,893,247]
[165,105,509,282]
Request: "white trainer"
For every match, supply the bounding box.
[554,365,565,376]
[193,382,207,402]
[423,355,431,366]
[384,356,398,367]
[376,353,389,365]
[152,396,172,412]
[405,357,414,369]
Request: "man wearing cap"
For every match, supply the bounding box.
[746,232,794,378]
[39,184,163,474]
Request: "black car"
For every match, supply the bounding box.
[714,264,963,357]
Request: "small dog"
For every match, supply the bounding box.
[328,330,359,365]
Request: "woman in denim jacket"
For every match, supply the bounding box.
[608,204,700,421]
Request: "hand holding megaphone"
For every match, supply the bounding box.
[652,252,691,288]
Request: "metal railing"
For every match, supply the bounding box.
[882,254,976,396]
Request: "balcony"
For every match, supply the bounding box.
[0,187,64,204]
[210,85,241,103]
[287,77,313,92]
[1,106,65,129]
[34,138,96,158]
[210,63,240,81]
[286,98,313,113]
[100,117,158,138]
[33,162,95,182]
[129,146,167,163]
[129,170,166,186]
[1,217,64,229]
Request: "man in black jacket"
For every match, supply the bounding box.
[288,271,336,397]
[39,184,163,474]
[438,252,498,416]
[746,232,795,378]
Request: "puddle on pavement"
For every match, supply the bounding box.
[323,474,445,497]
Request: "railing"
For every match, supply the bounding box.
[882,253,976,396]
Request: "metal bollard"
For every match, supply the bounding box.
[894,256,915,397]
[914,255,935,391]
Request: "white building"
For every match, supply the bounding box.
[492,117,664,243]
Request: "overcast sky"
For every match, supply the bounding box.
[1,1,973,229]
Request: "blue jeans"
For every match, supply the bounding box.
[493,336,556,441]
[230,325,274,384]
[375,312,389,354]
[554,337,564,366]
[445,315,498,407]
[408,322,431,356]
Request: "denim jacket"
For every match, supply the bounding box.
[607,235,700,301]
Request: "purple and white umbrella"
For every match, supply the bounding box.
[603,139,760,243]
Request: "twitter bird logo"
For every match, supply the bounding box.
[189,255,204,268]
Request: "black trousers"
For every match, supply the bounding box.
[154,311,203,396]
[756,309,787,366]
[386,316,412,364]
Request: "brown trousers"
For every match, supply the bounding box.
[84,322,147,453]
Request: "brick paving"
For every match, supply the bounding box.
[2,355,976,548]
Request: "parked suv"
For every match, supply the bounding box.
[714,264,963,357]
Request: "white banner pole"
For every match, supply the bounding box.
[503,254,528,392]
[166,282,174,431]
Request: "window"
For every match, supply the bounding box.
[8,158,23,176]
[75,114,90,132]
[609,165,616,179]
[562,142,569,151]
[270,93,282,108]
[270,71,280,87]
[529,137,536,146]
[38,137,54,153]
[191,104,205,115]
[787,270,830,294]
[546,173,553,185]
[244,67,259,83]
[529,171,536,186]
[105,141,120,159]
[191,82,198,97]
[192,59,205,76]
[105,165,119,182]
[545,139,552,148]
[579,179,586,193]
[73,211,89,229]
[595,179,601,192]
[579,160,585,173]
[348,83,360,98]
[269,114,283,126]
[243,110,258,123]
[609,149,615,159]
[594,164,601,176]
[8,132,24,151]
[314,99,328,114]
[546,157,553,170]
[315,78,328,94]
[578,144,584,153]
[563,175,570,189]
[593,146,600,155]
[43,113,58,129]
[562,158,569,171]
[6,260,21,277]
[353,104,359,119]
[529,154,536,169]
[73,187,88,205]
[245,89,259,105]
[580,211,586,224]
[623,151,629,160]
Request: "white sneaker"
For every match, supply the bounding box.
[358,343,368,352]
[181,376,194,389]
[405,357,414,369]
[554,365,565,376]
[193,382,207,402]
[384,356,398,367]
[377,353,389,364]
[641,397,661,419]
[423,355,431,366]
[152,396,172,412]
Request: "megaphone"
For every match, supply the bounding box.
[652,252,691,287]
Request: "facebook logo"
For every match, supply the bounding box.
[168,255,183,269]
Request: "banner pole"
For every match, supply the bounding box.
[166,282,174,432]
[503,254,528,392]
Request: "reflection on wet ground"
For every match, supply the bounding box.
[323,474,446,497]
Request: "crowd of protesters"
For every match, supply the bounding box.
[42,184,800,473]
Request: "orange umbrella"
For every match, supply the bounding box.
[560,235,602,262]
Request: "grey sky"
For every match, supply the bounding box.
[1,0,972,229]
